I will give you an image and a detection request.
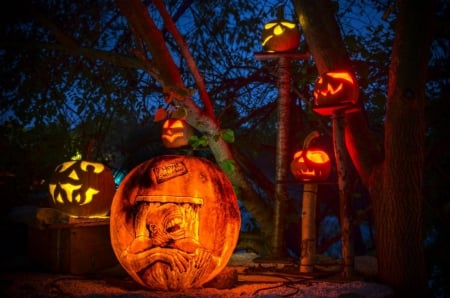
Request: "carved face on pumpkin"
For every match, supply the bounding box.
[261,19,300,52]
[161,119,194,148]
[48,160,115,217]
[313,71,359,115]
[290,149,331,182]
[110,155,240,291]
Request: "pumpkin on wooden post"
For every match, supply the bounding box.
[290,147,331,183]
[110,155,240,291]
[261,6,301,52]
[312,71,359,116]
[48,160,116,217]
[291,131,331,273]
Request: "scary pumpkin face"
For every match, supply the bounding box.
[110,155,240,291]
[161,119,194,149]
[48,160,116,217]
[313,71,359,116]
[261,19,300,52]
[290,149,331,182]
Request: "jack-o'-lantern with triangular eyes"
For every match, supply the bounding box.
[161,118,194,149]
[48,160,116,217]
[290,148,331,182]
[261,7,300,52]
[313,71,359,116]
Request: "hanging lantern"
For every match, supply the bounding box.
[161,118,194,148]
[312,71,359,116]
[261,6,300,52]
[290,148,331,182]
[48,160,116,217]
[110,155,240,291]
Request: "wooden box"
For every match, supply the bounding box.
[28,209,118,275]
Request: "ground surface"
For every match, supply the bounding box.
[0,254,394,298]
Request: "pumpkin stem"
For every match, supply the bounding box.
[276,5,285,19]
[86,139,95,161]
[302,130,320,149]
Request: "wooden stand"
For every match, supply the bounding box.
[28,208,118,274]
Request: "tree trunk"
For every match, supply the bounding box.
[116,0,275,244]
[295,0,434,295]
[373,1,433,296]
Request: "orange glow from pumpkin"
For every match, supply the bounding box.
[291,149,331,182]
[313,71,360,116]
[161,119,193,148]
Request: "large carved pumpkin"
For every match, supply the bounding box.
[313,71,359,116]
[48,160,116,217]
[161,118,194,148]
[110,155,241,291]
[261,17,300,52]
[290,149,331,182]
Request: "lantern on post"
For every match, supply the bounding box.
[312,71,359,116]
[48,160,116,217]
[291,131,331,273]
[290,146,331,183]
[161,118,194,148]
[261,6,301,52]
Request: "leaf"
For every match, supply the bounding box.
[153,108,167,122]
[189,135,208,149]
[219,159,235,174]
[221,129,235,143]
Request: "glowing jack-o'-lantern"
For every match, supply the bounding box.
[161,118,194,148]
[290,149,331,182]
[110,155,240,291]
[48,160,115,217]
[261,8,300,52]
[313,71,359,116]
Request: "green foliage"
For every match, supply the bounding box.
[219,159,236,174]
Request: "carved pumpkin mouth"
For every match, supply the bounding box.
[162,132,185,143]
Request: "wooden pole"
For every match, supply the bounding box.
[299,130,320,273]
[332,111,354,277]
[255,51,310,258]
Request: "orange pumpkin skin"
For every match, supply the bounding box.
[48,160,116,217]
[161,119,194,148]
[290,149,331,182]
[261,19,300,52]
[313,71,359,116]
[110,155,240,291]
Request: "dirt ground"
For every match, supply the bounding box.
[0,258,394,298]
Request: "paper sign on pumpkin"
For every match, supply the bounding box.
[48,160,115,217]
[313,71,359,115]
[109,155,240,291]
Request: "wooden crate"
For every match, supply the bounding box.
[28,210,118,275]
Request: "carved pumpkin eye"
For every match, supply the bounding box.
[290,149,331,182]
[313,71,359,116]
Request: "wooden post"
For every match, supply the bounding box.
[299,130,320,273]
[332,111,354,277]
[254,52,310,258]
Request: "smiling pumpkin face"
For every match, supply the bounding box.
[312,71,359,115]
[161,119,194,149]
